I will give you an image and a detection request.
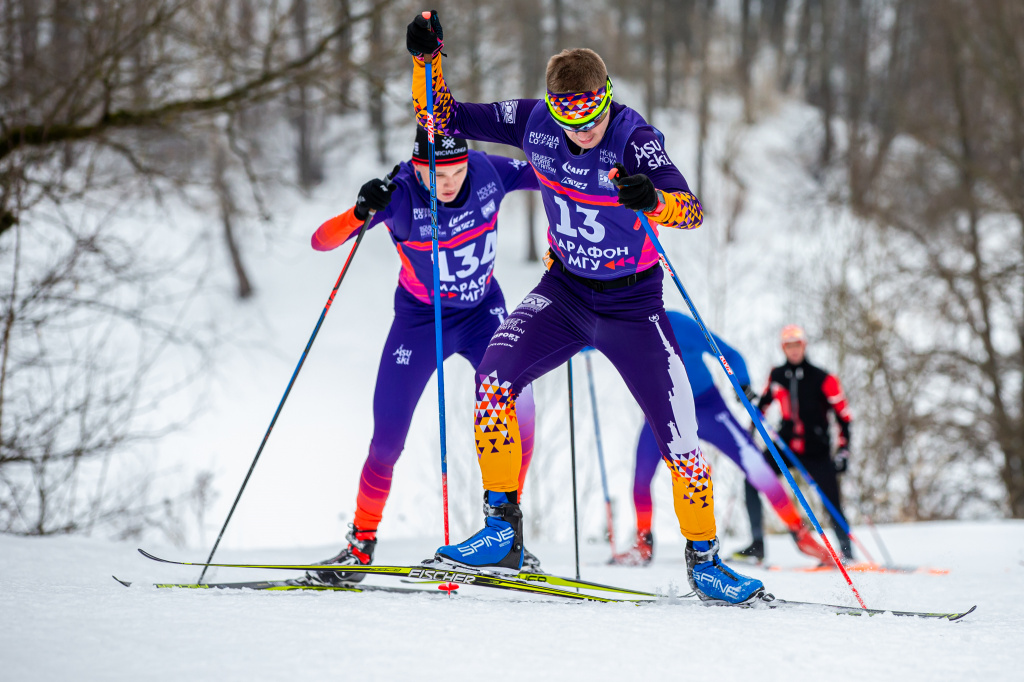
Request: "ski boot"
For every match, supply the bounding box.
[791,525,831,564]
[610,530,654,566]
[306,525,376,585]
[687,537,765,604]
[521,546,545,574]
[730,537,764,563]
[426,490,523,575]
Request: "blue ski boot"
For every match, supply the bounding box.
[428,491,523,574]
[686,537,765,604]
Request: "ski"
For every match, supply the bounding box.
[762,597,974,620]
[401,569,652,595]
[135,550,974,619]
[669,591,974,620]
[732,557,949,575]
[112,575,439,595]
[136,549,650,603]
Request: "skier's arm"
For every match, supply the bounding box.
[822,373,852,448]
[618,128,703,230]
[408,13,540,148]
[311,170,399,251]
[488,153,541,193]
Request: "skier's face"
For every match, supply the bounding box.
[564,110,611,149]
[413,161,469,203]
[782,341,806,365]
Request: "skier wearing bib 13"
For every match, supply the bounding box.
[306,127,542,583]
[407,10,765,603]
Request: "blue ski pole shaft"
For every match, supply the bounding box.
[760,424,877,565]
[567,359,581,582]
[606,168,866,609]
[424,58,451,549]
[584,350,615,554]
[198,208,377,584]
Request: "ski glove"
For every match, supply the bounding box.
[739,384,759,402]
[407,10,443,57]
[354,165,400,220]
[834,448,850,474]
[611,163,659,213]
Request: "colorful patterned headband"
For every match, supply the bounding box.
[545,78,613,128]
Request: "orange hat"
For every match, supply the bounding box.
[780,324,807,345]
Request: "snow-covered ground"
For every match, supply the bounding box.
[2,520,1021,681]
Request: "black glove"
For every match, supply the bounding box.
[834,448,850,474]
[406,10,443,57]
[739,384,758,402]
[354,165,400,220]
[611,163,659,212]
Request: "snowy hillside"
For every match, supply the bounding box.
[2,520,1021,681]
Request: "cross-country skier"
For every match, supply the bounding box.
[611,311,829,566]
[306,127,541,583]
[735,324,854,562]
[406,10,765,604]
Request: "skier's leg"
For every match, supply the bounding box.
[455,288,537,496]
[352,305,439,534]
[609,420,658,565]
[457,288,539,569]
[594,280,762,602]
[313,296,438,584]
[803,455,853,560]
[633,421,661,537]
[693,390,829,563]
[431,270,588,571]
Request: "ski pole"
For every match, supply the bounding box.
[863,514,896,567]
[198,207,378,584]
[424,54,452,553]
[583,349,616,556]
[607,167,867,609]
[567,358,582,582]
[759,423,878,565]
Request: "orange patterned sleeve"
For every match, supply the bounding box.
[647,190,704,230]
[311,206,364,252]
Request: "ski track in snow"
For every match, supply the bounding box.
[2,521,1021,681]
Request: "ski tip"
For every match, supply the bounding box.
[948,605,977,621]
[112,575,132,587]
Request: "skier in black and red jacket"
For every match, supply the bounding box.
[735,324,854,563]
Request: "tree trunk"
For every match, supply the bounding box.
[214,146,254,300]
[516,0,544,262]
[293,0,323,189]
[368,3,387,164]
[336,0,354,111]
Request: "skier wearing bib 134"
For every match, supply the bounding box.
[407,10,765,604]
[306,127,541,583]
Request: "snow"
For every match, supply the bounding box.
[2,520,1022,680]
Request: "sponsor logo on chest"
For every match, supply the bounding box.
[477,181,499,202]
[528,131,560,149]
[531,153,556,174]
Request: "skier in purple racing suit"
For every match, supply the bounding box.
[306,127,541,583]
[406,10,765,604]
